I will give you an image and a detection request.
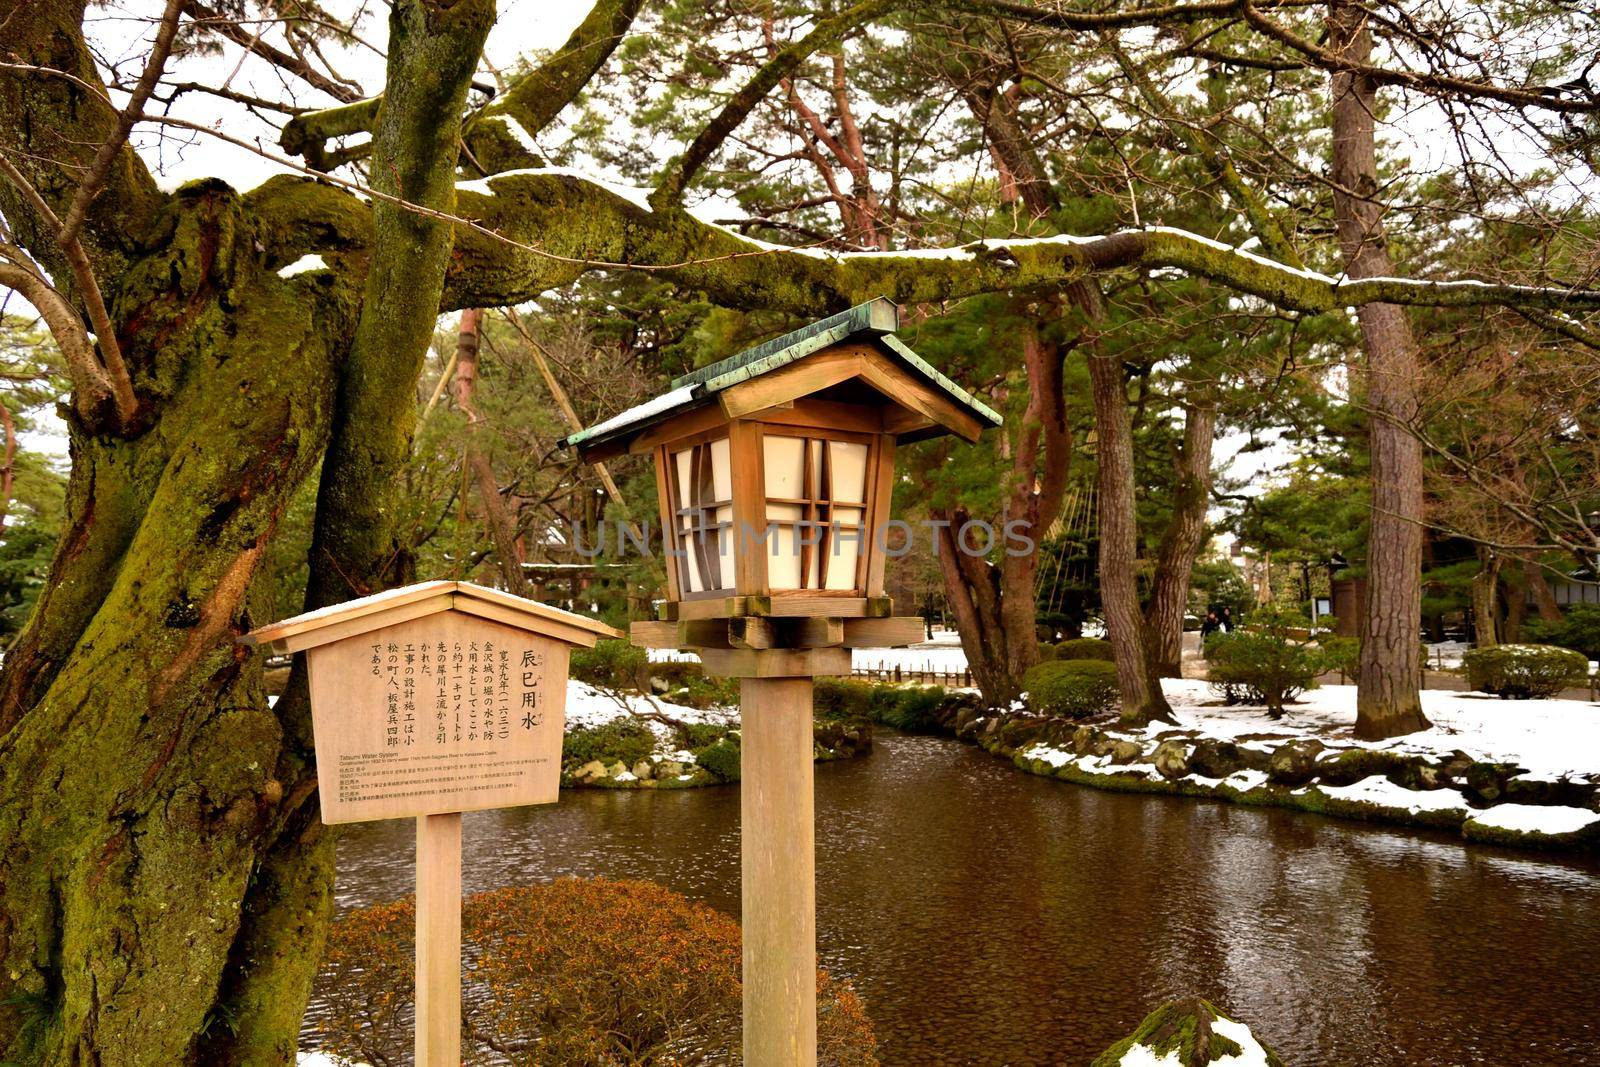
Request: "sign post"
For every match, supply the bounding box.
[242,580,619,1066]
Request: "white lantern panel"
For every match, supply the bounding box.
[823,527,862,590]
[768,525,805,588]
[764,435,807,499]
[710,437,732,500]
[827,441,869,504]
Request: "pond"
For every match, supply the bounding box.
[309,731,1600,1065]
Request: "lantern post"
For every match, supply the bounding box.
[563,297,1000,1064]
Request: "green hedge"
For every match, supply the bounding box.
[1042,637,1116,662]
[1524,605,1600,661]
[1463,643,1589,699]
[1022,660,1119,718]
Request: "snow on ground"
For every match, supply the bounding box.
[565,681,735,747]
[1464,803,1600,837]
[1149,679,1600,782]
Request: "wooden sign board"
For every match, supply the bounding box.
[305,611,568,824]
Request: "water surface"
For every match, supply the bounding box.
[311,732,1600,1065]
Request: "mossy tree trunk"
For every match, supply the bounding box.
[0,0,489,1061]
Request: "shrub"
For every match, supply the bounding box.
[1463,643,1589,699]
[693,736,742,781]
[1523,604,1600,661]
[570,639,648,688]
[1203,607,1327,717]
[316,878,878,1066]
[1022,660,1119,718]
[867,685,947,732]
[645,659,740,709]
[1045,637,1116,662]
[1315,634,1361,677]
[814,678,878,722]
[562,719,657,770]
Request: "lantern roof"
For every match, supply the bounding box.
[561,297,1001,457]
[241,580,622,654]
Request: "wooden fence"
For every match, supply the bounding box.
[850,666,975,687]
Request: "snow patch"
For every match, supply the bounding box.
[277,254,328,277]
[1465,804,1600,837]
[1315,775,1470,816]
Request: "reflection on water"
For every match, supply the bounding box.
[309,733,1600,1065]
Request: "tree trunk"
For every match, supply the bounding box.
[929,311,1071,705]
[1526,559,1563,623]
[1329,0,1431,740]
[0,0,492,1061]
[0,182,354,1065]
[453,309,529,594]
[1471,544,1501,647]
[1079,280,1176,725]
[1144,400,1216,677]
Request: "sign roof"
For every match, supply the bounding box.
[241,581,622,654]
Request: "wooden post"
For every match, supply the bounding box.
[740,676,817,1067]
[416,811,463,1067]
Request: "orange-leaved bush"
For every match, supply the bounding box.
[312,877,878,1066]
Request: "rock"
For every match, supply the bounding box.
[1091,997,1285,1067]
[1109,740,1145,765]
[1188,739,1243,779]
[1416,765,1442,790]
[606,761,628,779]
[1267,739,1324,786]
[1463,761,1524,804]
[631,760,654,781]
[656,760,686,779]
[650,677,670,694]
[1151,739,1190,779]
[1071,725,1099,755]
[574,760,608,781]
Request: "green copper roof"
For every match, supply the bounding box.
[561,297,1002,452]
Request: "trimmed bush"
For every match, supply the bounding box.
[814,678,878,721]
[1204,607,1327,717]
[693,736,742,782]
[1524,604,1600,660]
[1463,643,1588,699]
[562,720,656,769]
[1045,637,1116,662]
[570,639,647,688]
[316,878,878,1066]
[1316,634,1361,677]
[868,685,947,732]
[1022,660,1119,718]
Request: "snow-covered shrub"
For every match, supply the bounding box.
[1463,643,1588,699]
[1204,606,1328,717]
[1523,604,1600,660]
[1043,637,1115,662]
[1022,660,1119,718]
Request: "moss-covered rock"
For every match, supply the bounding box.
[1091,996,1285,1067]
[1267,739,1323,786]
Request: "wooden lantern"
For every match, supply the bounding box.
[564,296,1001,668]
[564,298,999,1067]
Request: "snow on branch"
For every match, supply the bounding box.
[447,167,1600,318]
